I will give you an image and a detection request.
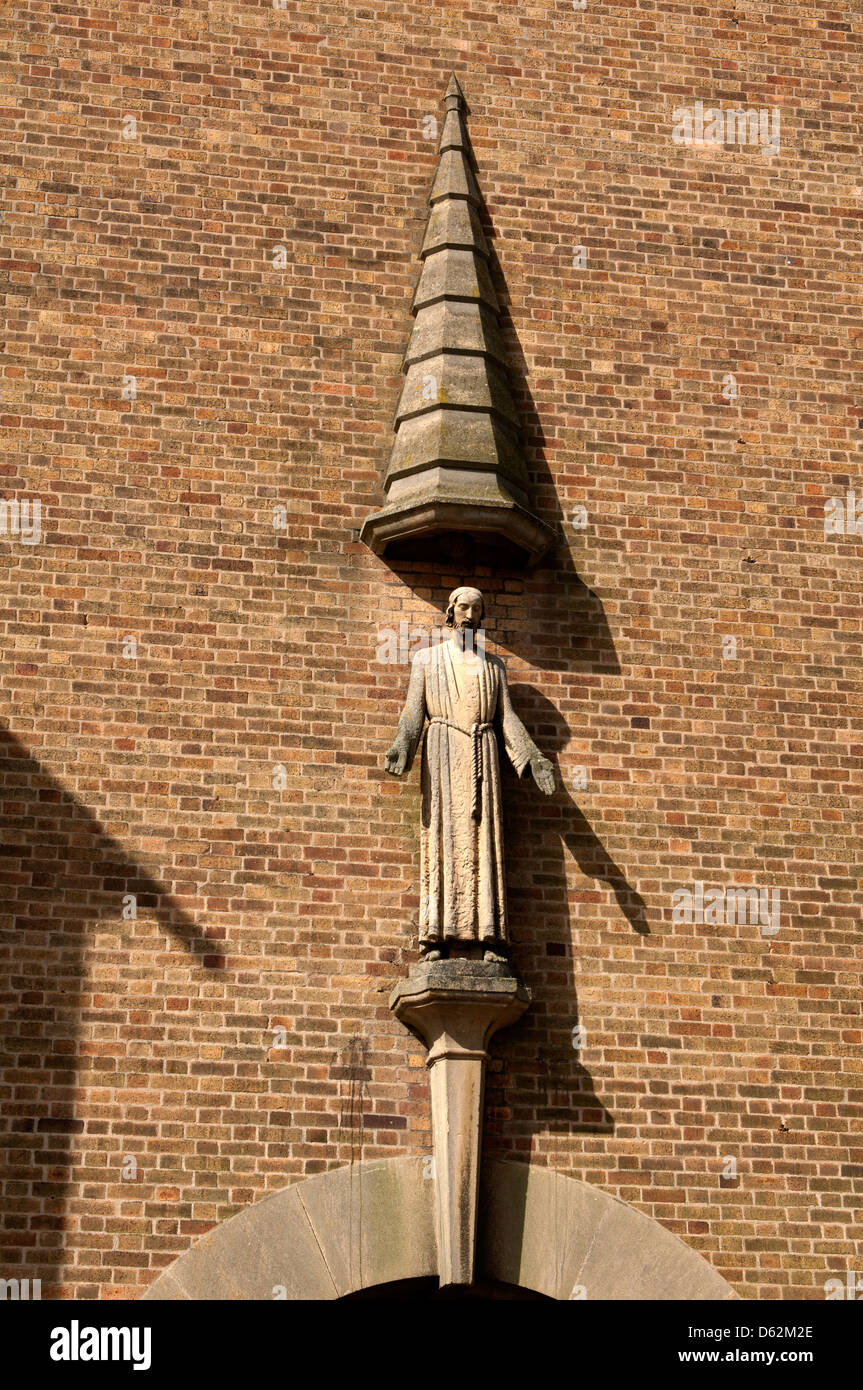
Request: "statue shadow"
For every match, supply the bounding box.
[483,686,650,1154]
[0,725,215,1295]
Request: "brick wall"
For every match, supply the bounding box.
[0,0,860,1299]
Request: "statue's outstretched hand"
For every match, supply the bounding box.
[531,755,555,796]
[385,739,409,777]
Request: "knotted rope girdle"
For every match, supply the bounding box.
[429,717,493,821]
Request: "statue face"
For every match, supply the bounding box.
[452,596,482,631]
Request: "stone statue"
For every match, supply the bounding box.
[385,587,555,963]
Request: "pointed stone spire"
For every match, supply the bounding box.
[360,77,554,564]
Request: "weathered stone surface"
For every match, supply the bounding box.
[385,409,525,486]
[412,248,498,314]
[359,74,552,564]
[403,300,506,368]
[147,1234,244,1302]
[141,1156,738,1300]
[396,355,519,429]
[360,492,555,564]
[385,466,528,507]
[390,958,531,1045]
[384,594,556,949]
[391,959,531,1287]
[421,199,489,259]
[480,1161,738,1301]
[573,1193,735,1300]
[142,1182,338,1301]
[478,1159,617,1300]
[429,148,482,207]
[139,1269,189,1302]
[439,104,469,154]
[291,1158,437,1295]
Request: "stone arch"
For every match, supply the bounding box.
[141,1158,736,1301]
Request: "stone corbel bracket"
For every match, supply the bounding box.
[389,958,529,1288]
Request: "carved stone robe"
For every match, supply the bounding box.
[395,638,543,944]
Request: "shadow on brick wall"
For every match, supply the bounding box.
[0,725,212,1296]
[485,685,649,1151]
[487,216,621,679]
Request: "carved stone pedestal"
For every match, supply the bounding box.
[389,959,529,1287]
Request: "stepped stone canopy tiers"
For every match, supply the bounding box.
[360,74,554,566]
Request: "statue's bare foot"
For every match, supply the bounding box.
[420,943,444,961]
[483,947,507,964]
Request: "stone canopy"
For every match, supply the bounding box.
[360,74,554,565]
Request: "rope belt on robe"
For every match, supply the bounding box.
[428,717,493,821]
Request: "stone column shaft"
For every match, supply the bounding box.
[390,960,529,1287]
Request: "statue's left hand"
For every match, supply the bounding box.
[385,738,409,777]
[531,755,555,796]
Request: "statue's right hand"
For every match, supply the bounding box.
[385,741,408,776]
